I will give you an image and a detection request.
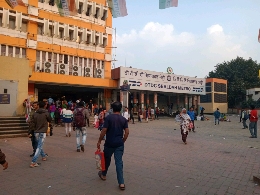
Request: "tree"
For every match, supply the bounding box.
[208,57,260,108]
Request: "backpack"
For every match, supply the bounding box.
[74,108,86,127]
[244,113,249,120]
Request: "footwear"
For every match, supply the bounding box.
[98,171,106,180]
[184,142,187,145]
[30,153,35,157]
[42,157,47,161]
[192,130,196,133]
[249,136,255,138]
[30,162,40,168]
[77,149,80,152]
[119,184,125,190]
[66,134,68,137]
[69,132,71,137]
[80,144,84,152]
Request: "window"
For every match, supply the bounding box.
[200,94,212,103]
[69,29,73,41]
[101,10,107,21]
[86,34,91,44]
[64,54,68,64]
[214,82,227,92]
[78,32,82,43]
[59,54,63,63]
[42,51,46,61]
[214,93,227,103]
[78,2,83,14]
[74,56,78,65]
[103,37,107,47]
[21,20,28,32]
[88,58,92,67]
[0,14,2,27]
[15,47,20,57]
[95,35,99,45]
[1,45,6,56]
[48,52,52,61]
[59,27,64,39]
[206,82,212,92]
[22,48,26,58]
[37,24,43,35]
[9,16,15,30]
[101,61,104,69]
[86,5,92,16]
[8,46,13,57]
[49,0,54,6]
[94,7,100,19]
[49,25,54,37]
[79,57,82,66]
[36,50,40,61]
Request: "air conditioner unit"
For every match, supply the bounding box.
[72,65,82,76]
[96,68,104,78]
[58,63,69,75]
[35,61,41,72]
[44,62,54,73]
[84,67,93,77]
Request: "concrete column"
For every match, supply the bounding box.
[120,91,123,106]
[146,92,149,107]
[140,91,144,110]
[154,92,157,108]
[112,90,117,102]
[133,91,137,112]
[104,89,112,110]
[176,94,180,110]
[197,95,201,115]
[192,96,195,107]
[185,94,188,110]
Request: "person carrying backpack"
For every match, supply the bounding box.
[242,109,249,129]
[73,101,90,152]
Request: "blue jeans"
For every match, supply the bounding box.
[32,133,46,163]
[249,122,257,138]
[215,118,219,125]
[102,145,124,185]
[76,127,87,149]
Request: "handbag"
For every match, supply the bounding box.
[95,149,105,171]
[189,121,194,130]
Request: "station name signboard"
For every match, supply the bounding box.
[0,94,10,104]
[119,67,206,95]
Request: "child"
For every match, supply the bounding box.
[93,113,98,127]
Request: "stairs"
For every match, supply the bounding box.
[0,117,28,138]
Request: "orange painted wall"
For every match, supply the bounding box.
[206,78,227,84]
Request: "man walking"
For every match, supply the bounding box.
[28,102,39,157]
[73,101,90,152]
[29,101,51,168]
[129,108,135,124]
[187,107,195,132]
[249,105,258,138]
[241,109,248,129]
[97,101,129,190]
[213,108,221,125]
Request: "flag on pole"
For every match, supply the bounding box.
[55,0,77,17]
[5,0,24,9]
[258,29,260,43]
[159,0,178,9]
[108,0,128,18]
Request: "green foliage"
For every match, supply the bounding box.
[208,57,260,108]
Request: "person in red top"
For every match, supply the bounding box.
[249,105,258,138]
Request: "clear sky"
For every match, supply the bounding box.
[112,0,260,78]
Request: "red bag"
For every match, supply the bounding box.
[189,122,194,130]
[95,121,99,128]
[95,149,105,171]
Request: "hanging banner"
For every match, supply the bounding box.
[159,0,178,9]
[55,0,77,16]
[110,0,128,18]
[5,0,24,9]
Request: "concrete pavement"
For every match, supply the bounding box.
[0,115,260,195]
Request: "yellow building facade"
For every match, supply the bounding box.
[0,0,116,114]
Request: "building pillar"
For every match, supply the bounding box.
[120,91,124,107]
[140,91,144,110]
[185,94,188,110]
[104,89,112,110]
[197,95,201,115]
[133,91,137,112]
[176,94,180,110]
[146,92,149,107]
[154,92,157,108]
[112,90,117,102]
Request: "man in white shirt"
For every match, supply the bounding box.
[122,107,129,122]
[150,108,155,120]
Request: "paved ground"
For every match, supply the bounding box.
[1,115,260,195]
